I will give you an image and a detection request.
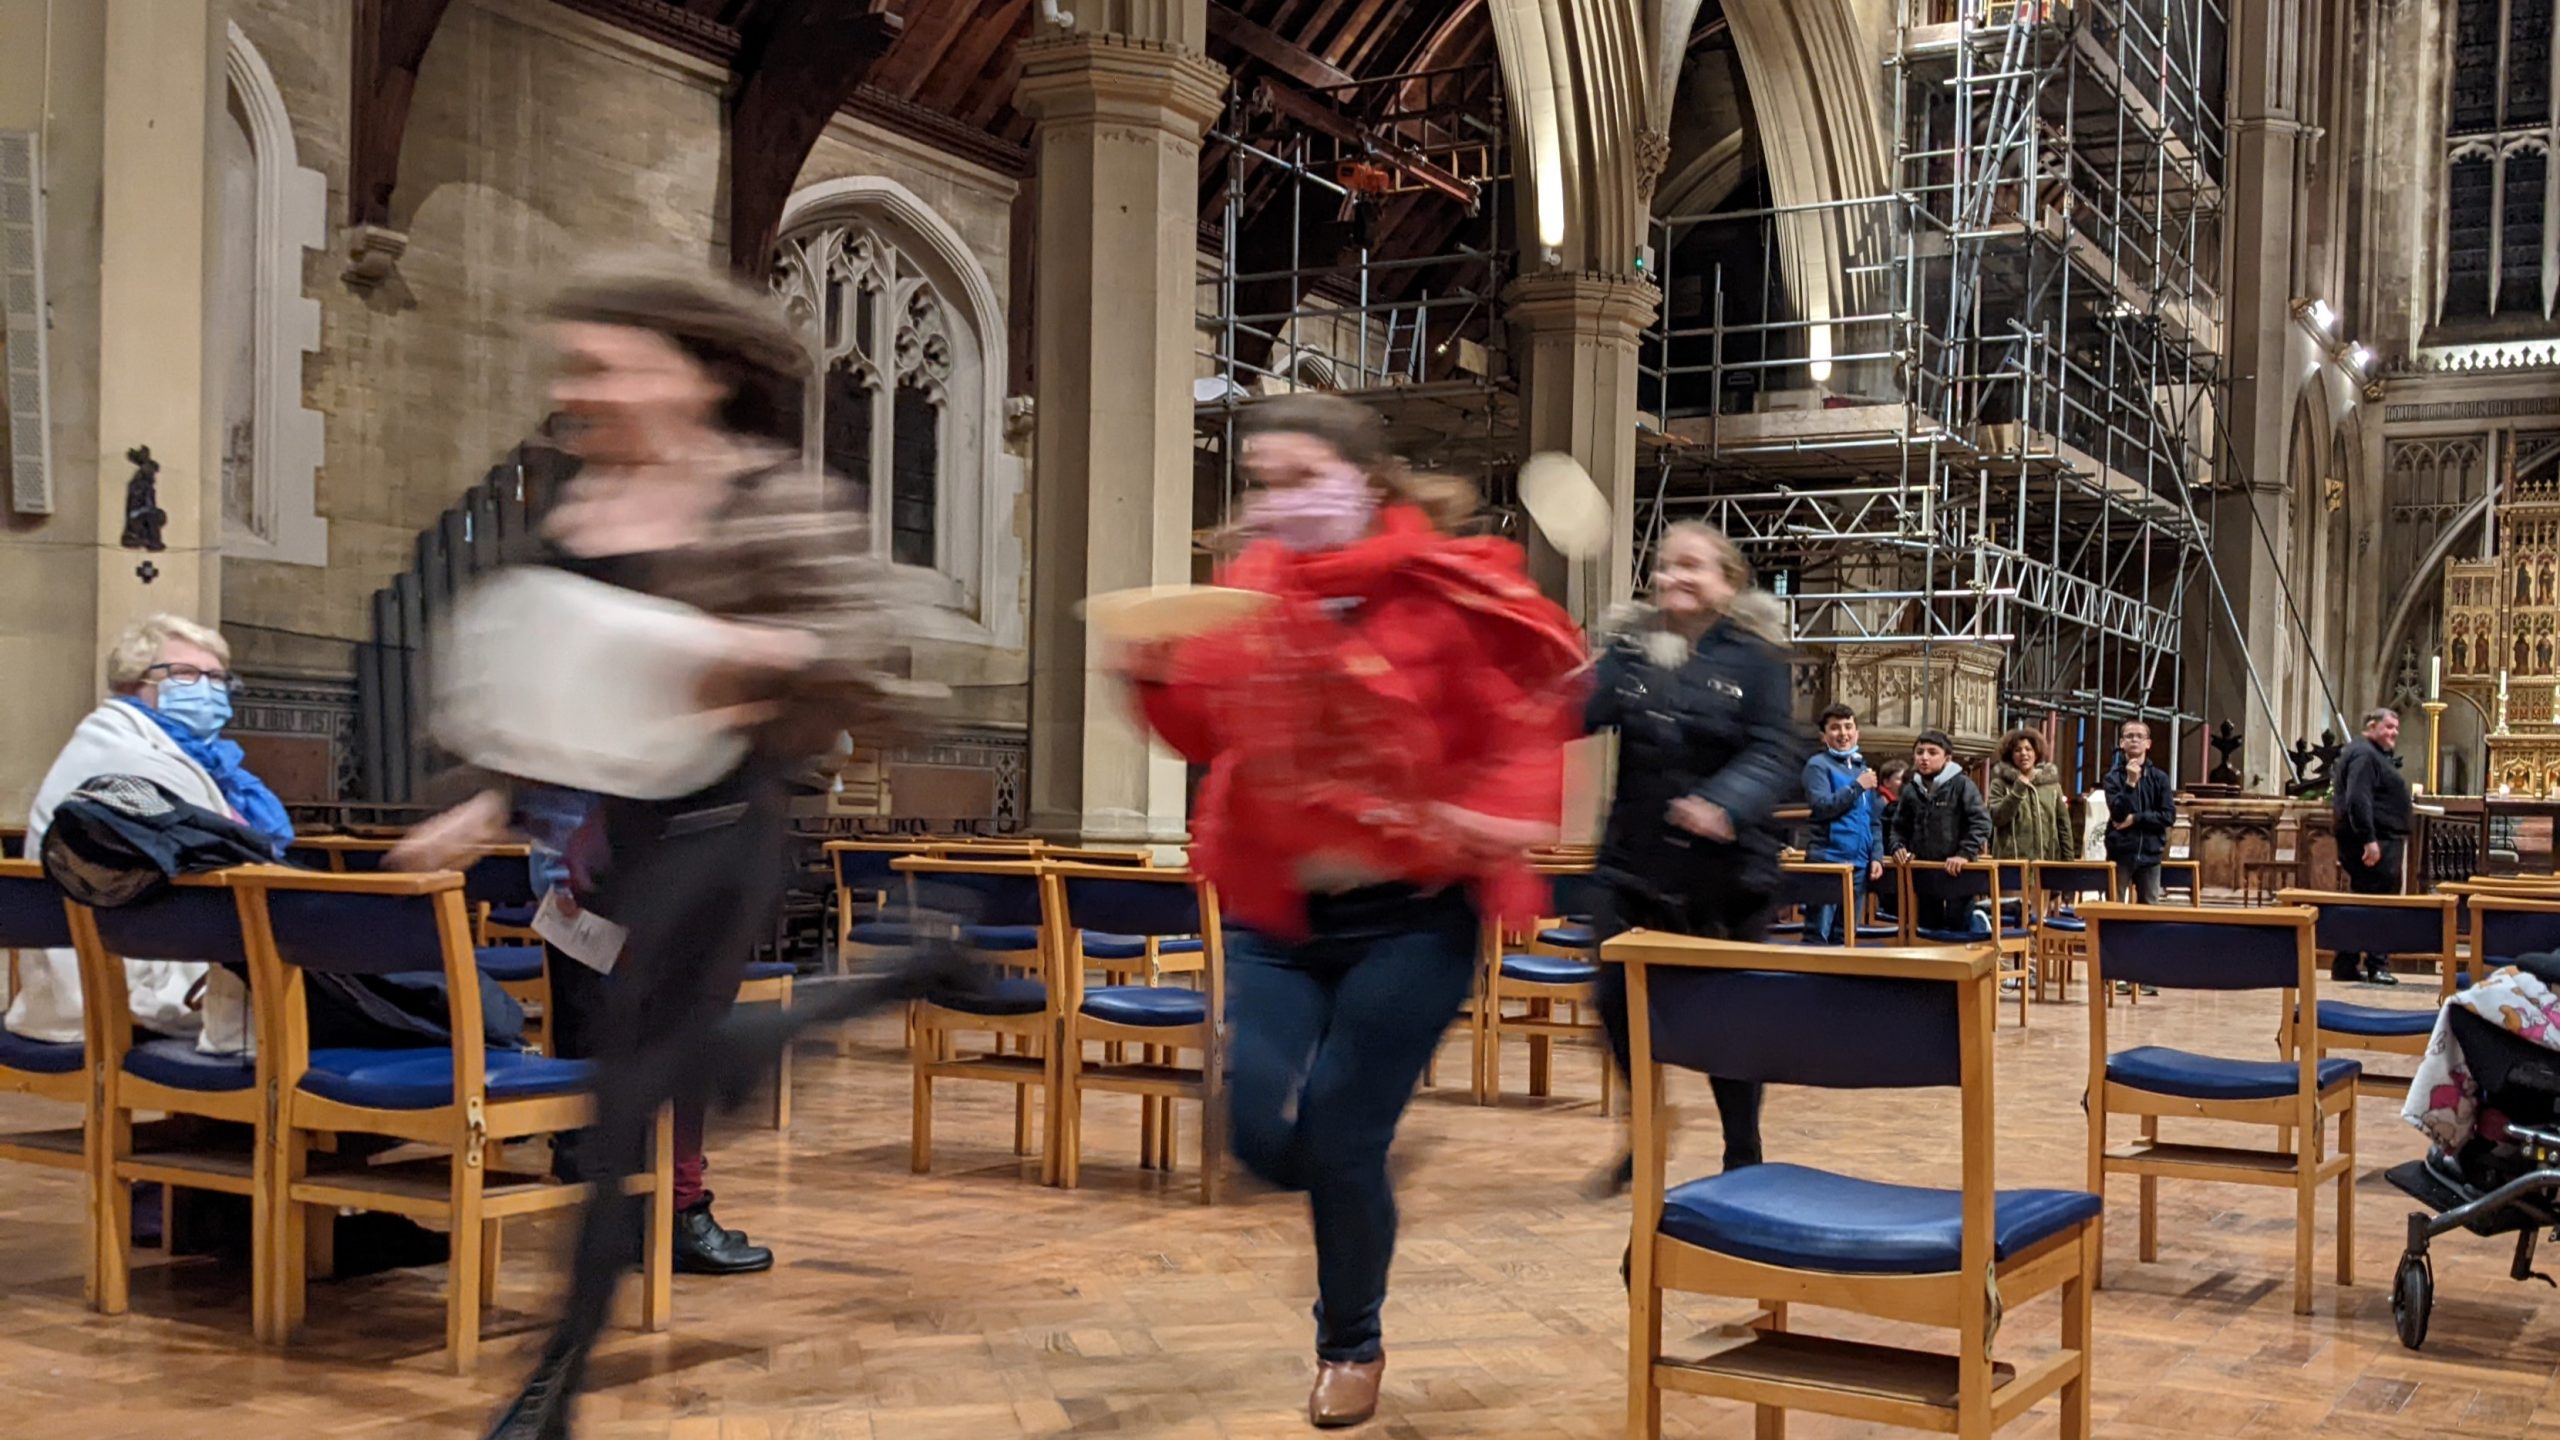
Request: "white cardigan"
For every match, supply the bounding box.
[4,700,255,1053]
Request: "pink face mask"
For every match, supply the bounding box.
[1244,461,1377,552]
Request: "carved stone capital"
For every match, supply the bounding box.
[1502,271,1662,336]
[1014,33,1228,138]
[1633,128,1672,202]
[1004,393,1036,448]
[341,223,409,292]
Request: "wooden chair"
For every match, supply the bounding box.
[2439,880,2560,981]
[2157,858,2203,906]
[461,846,541,945]
[67,875,274,1333]
[1479,865,1615,1111]
[2026,860,2117,1002]
[735,960,794,1129]
[894,857,1056,1179]
[2468,895,2560,987]
[1045,864,1225,1201]
[0,860,97,1305]
[1899,859,2032,1025]
[238,866,672,1372]
[2275,890,2457,1103]
[2081,903,2356,1315]
[1614,928,2099,1439]
[828,840,920,971]
[1767,861,1859,946]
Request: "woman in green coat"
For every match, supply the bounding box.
[1989,728,2076,862]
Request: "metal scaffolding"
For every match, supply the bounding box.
[1639,0,2230,747]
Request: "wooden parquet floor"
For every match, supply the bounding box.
[7,989,2560,1438]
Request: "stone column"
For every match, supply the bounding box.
[2204,0,2314,786]
[1016,6,1224,843]
[0,0,218,815]
[1504,271,1660,621]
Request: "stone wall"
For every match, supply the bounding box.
[210,0,1028,800]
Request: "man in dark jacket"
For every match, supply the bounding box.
[1889,730,1994,932]
[2332,707,2413,984]
[1802,704,1886,944]
[2101,718,2177,902]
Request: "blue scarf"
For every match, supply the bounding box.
[117,698,296,857]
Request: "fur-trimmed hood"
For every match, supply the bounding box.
[1599,592,1791,667]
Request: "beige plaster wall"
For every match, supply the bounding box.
[219,0,1026,726]
[0,0,108,818]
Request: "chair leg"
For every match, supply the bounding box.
[2337,1101,2357,1288]
[446,1155,486,1373]
[1481,1007,1503,1105]
[2294,1165,2318,1316]
[1528,1003,1553,1097]
[2137,1115,2158,1264]
[640,1105,674,1333]
[479,1221,503,1310]
[770,1016,792,1132]
[910,1015,934,1175]
[274,1133,310,1342]
[1753,1302,1788,1440]
[2060,1233,2094,1440]
[95,1110,134,1316]
[1161,1094,1179,1174]
[1627,1249,1663,1440]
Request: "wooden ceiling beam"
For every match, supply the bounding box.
[919,0,1027,117]
[346,0,456,228]
[1207,2,1353,88]
[725,0,904,273]
[871,0,978,101]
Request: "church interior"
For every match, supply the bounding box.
[9,0,2560,1435]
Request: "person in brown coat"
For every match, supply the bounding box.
[1989,728,2076,863]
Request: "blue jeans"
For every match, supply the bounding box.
[1225,886,1479,1363]
[1806,860,1869,945]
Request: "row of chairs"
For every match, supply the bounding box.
[827,846,1227,1202]
[0,859,672,1372]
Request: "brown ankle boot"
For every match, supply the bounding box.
[1308,1357,1384,1427]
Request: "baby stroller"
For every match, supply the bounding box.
[2386,953,2560,1349]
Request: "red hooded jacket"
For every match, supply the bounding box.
[1134,506,1586,937]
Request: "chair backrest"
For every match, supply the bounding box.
[2079,904,2313,992]
[87,881,253,969]
[2030,860,2116,901]
[891,857,1049,929]
[828,840,918,895]
[1773,863,1855,921]
[0,859,74,951]
[1043,845,1155,868]
[2157,859,2202,905]
[0,827,23,861]
[1049,865,1207,939]
[459,846,538,912]
[1902,860,2000,905]
[334,844,391,874]
[2473,897,2560,965]
[232,867,487,1113]
[1535,865,1602,922]
[2275,890,2456,964]
[1606,930,1998,1269]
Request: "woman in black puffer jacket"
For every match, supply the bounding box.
[1585,522,1803,1193]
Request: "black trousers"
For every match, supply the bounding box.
[1591,879,1769,1169]
[538,771,784,1373]
[2336,835,2406,979]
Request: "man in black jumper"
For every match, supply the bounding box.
[2333,707,2414,985]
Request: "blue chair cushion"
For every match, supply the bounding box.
[847,920,915,947]
[1768,921,1807,936]
[2106,1045,2361,1101]
[1500,952,1601,985]
[2314,1001,2435,1039]
[0,1027,82,1076]
[965,924,1043,953]
[1855,924,1901,941]
[475,946,545,983]
[1913,927,2032,943]
[740,960,794,982]
[125,1037,255,1093]
[928,976,1049,1017]
[1081,986,1209,1027]
[486,905,538,929]
[1539,924,1595,950]
[2039,915,2088,934]
[301,1048,592,1110]
[1080,932,1207,962]
[1658,1162,2102,1275]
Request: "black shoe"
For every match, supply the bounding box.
[1583,1150,1634,1201]
[673,1204,773,1275]
[2368,966,2401,987]
[483,1345,583,1440]
[2333,965,2362,986]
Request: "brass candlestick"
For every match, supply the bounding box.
[2423,698,2449,795]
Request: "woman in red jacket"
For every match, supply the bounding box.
[1124,395,1583,1428]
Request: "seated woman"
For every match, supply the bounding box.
[5,614,287,1053]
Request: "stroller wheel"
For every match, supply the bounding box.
[2392,1253,2433,1350]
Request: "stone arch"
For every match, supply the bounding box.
[774,175,1019,649]
[1485,0,1654,274]
[218,23,329,567]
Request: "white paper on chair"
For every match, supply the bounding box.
[534,889,628,975]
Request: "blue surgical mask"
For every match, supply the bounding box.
[155,677,233,740]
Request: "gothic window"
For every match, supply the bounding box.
[2443,0,2560,324]
[773,220,960,586]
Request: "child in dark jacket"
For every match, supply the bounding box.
[1889,730,1994,932]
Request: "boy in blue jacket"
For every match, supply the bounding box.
[1802,703,1886,944]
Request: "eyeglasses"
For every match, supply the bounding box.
[144,663,235,692]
